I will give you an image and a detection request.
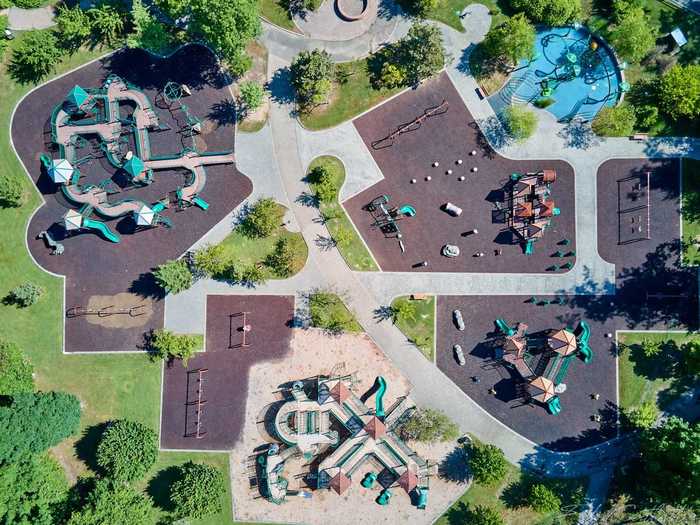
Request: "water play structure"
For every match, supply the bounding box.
[496,319,593,414]
[258,375,432,507]
[491,26,628,122]
[41,77,235,243]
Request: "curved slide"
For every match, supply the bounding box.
[82,218,120,243]
[375,376,387,419]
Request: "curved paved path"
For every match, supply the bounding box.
[3,5,55,30]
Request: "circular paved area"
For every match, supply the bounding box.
[293,0,378,41]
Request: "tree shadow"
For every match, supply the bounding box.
[377,0,404,20]
[475,115,512,151]
[268,66,296,106]
[541,400,619,451]
[296,191,319,208]
[147,465,182,513]
[626,339,679,382]
[129,271,166,300]
[443,501,472,525]
[207,99,238,128]
[438,446,470,483]
[373,305,394,322]
[314,234,337,251]
[557,119,600,150]
[74,421,109,473]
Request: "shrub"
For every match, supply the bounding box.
[13,0,45,8]
[266,237,296,278]
[332,225,354,249]
[170,462,225,519]
[378,62,407,89]
[241,198,282,238]
[398,407,459,443]
[9,30,64,83]
[510,0,581,26]
[0,340,34,395]
[148,329,200,365]
[529,483,562,513]
[469,442,508,485]
[126,0,173,54]
[0,392,81,463]
[482,13,535,64]
[153,259,193,294]
[67,478,155,525]
[96,419,158,482]
[625,401,658,429]
[640,338,662,358]
[392,300,417,324]
[8,282,44,307]
[681,340,700,377]
[609,7,656,64]
[193,244,228,277]
[87,3,126,46]
[466,504,504,525]
[308,165,337,202]
[502,105,537,142]
[534,97,555,109]
[238,264,267,285]
[0,173,23,207]
[633,104,658,131]
[56,5,92,50]
[591,105,636,137]
[308,291,358,333]
[239,81,265,112]
[290,49,335,109]
[659,65,700,121]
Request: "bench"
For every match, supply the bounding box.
[630,133,648,141]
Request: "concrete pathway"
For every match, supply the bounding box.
[293,0,379,41]
[577,469,614,525]
[4,5,55,30]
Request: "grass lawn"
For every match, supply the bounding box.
[437,458,587,525]
[299,59,402,131]
[617,332,697,412]
[259,0,299,32]
[423,0,504,33]
[237,41,269,134]
[390,295,435,361]
[309,291,363,333]
[307,155,378,271]
[217,202,307,279]
[682,158,700,265]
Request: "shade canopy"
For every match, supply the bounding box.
[134,204,155,226]
[397,468,418,493]
[330,471,352,495]
[529,376,556,402]
[49,158,74,184]
[330,381,352,404]
[364,416,386,440]
[63,209,83,230]
[548,329,577,356]
[66,85,89,109]
[504,336,525,354]
[123,156,145,177]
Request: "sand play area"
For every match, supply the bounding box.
[229,328,469,525]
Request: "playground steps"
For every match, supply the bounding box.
[491,70,538,111]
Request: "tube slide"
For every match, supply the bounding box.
[82,218,120,243]
[375,376,386,418]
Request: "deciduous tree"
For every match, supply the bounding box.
[482,14,535,65]
[0,340,34,396]
[170,462,225,519]
[96,419,158,482]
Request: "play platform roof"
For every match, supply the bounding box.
[529,376,556,402]
[548,329,577,356]
[398,468,418,493]
[66,85,89,108]
[135,204,155,226]
[364,416,386,439]
[330,381,352,404]
[123,156,145,177]
[330,471,352,495]
[49,158,74,184]
[63,209,83,230]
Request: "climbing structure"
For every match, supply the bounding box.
[506,170,559,255]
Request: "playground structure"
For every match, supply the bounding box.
[617,171,651,245]
[40,77,235,243]
[371,100,449,150]
[365,195,416,253]
[505,170,559,254]
[258,375,432,508]
[229,311,252,348]
[65,304,147,318]
[496,318,593,415]
[184,368,208,439]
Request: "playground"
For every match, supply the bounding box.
[160,295,295,450]
[346,73,577,272]
[229,328,466,525]
[490,26,626,122]
[16,45,252,352]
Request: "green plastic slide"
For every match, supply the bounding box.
[375,376,386,418]
[82,218,120,243]
[576,320,593,363]
[495,318,515,336]
[193,196,209,210]
[547,397,561,415]
[525,240,534,255]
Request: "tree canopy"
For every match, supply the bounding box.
[482,14,535,64]
[241,197,283,238]
[290,49,335,109]
[170,462,226,519]
[659,65,700,121]
[67,478,155,525]
[153,259,193,295]
[591,105,636,137]
[9,30,64,83]
[96,419,158,482]
[468,442,508,485]
[397,22,446,85]
[609,7,656,63]
[0,392,80,463]
[510,0,581,26]
[398,408,459,443]
[502,105,537,142]
[0,340,34,396]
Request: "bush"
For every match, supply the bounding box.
[153,259,193,294]
[378,62,407,89]
[0,340,34,395]
[0,392,81,463]
[241,198,282,238]
[170,462,226,519]
[591,105,636,137]
[148,329,200,365]
[625,401,658,429]
[466,504,504,525]
[13,0,45,8]
[640,337,662,358]
[400,0,440,17]
[633,104,658,131]
[659,65,700,120]
[534,97,555,109]
[96,420,158,482]
[510,0,581,26]
[308,291,358,334]
[9,30,64,83]
[193,244,228,277]
[266,237,296,278]
[8,282,44,308]
[239,81,265,112]
[308,165,337,203]
[67,478,155,525]
[392,300,417,324]
[0,173,23,207]
[529,483,561,513]
[397,407,459,443]
[238,264,267,285]
[55,5,92,50]
[469,442,508,485]
[502,105,537,142]
[126,0,173,54]
[482,13,535,64]
[87,4,126,46]
[681,340,700,377]
[609,7,656,64]
[332,226,354,249]
[290,49,335,109]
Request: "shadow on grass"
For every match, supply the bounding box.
[74,422,110,473]
[147,465,182,512]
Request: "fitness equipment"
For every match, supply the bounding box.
[229,311,252,348]
[185,368,208,439]
[371,100,449,149]
[66,304,147,318]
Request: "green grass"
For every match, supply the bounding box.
[307,156,378,271]
[217,203,308,279]
[259,0,298,32]
[682,158,700,265]
[390,295,435,361]
[309,291,363,333]
[437,457,587,525]
[423,0,504,32]
[299,59,402,131]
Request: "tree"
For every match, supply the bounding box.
[0,453,68,525]
[189,0,261,72]
[126,0,172,54]
[640,337,662,358]
[8,282,44,307]
[378,62,407,89]
[241,198,282,238]
[239,81,265,112]
[170,462,225,519]
[502,105,537,142]
[308,291,358,334]
[681,340,700,377]
[398,408,459,443]
[308,165,337,203]
[392,300,417,324]
[468,442,508,485]
[609,8,656,64]
[591,105,636,137]
[194,244,229,277]
[529,483,561,513]
[0,392,81,463]
[625,401,658,429]
[238,264,267,286]
[510,0,581,26]
[396,22,446,85]
[153,259,193,294]
[0,173,24,208]
[658,65,700,120]
[154,0,188,19]
[55,5,92,50]
[67,478,155,525]
[96,419,158,482]
[633,104,658,131]
[482,14,535,64]
[266,237,296,278]
[466,504,504,525]
[13,0,44,8]
[401,0,440,16]
[0,340,34,396]
[148,330,200,366]
[87,4,126,46]
[290,49,335,109]
[9,30,64,83]
[638,417,700,506]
